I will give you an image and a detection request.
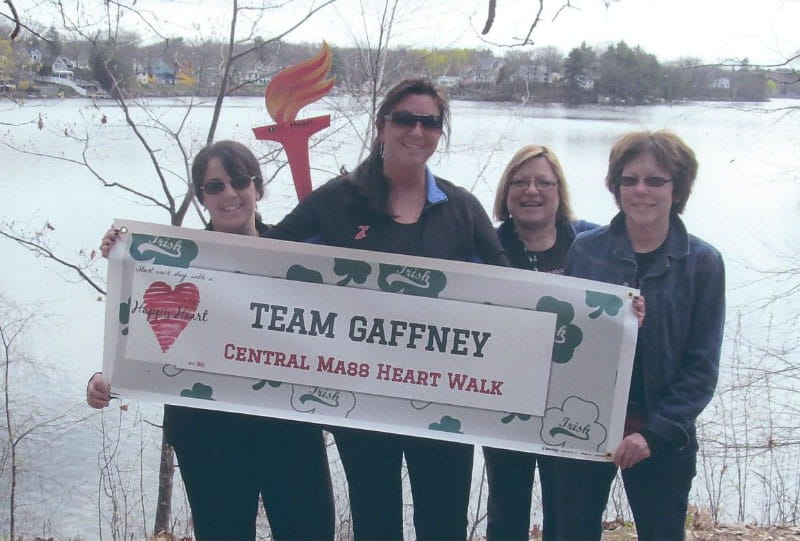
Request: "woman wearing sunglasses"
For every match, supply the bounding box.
[87,140,335,541]
[552,131,725,540]
[269,78,508,541]
[483,144,596,541]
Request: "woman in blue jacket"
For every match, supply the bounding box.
[557,130,725,540]
[484,144,595,541]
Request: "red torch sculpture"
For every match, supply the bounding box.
[252,42,335,201]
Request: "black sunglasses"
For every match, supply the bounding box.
[384,111,444,130]
[618,176,672,187]
[201,175,255,195]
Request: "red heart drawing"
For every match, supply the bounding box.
[143,281,200,353]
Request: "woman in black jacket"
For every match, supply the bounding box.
[270,79,507,541]
[88,140,335,541]
[484,144,595,541]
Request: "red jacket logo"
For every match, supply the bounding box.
[355,225,370,240]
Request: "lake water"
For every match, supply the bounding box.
[1,96,798,538]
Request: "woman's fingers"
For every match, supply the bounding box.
[99,227,121,259]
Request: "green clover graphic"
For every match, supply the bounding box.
[180,382,214,400]
[429,415,464,433]
[252,379,282,390]
[334,258,372,286]
[286,264,324,283]
[536,296,583,364]
[500,412,532,424]
[119,296,131,336]
[585,290,624,319]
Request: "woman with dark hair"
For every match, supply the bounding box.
[88,140,335,541]
[484,144,596,541]
[555,130,725,540]
[270,78,508,541]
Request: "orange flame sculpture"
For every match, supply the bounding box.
[253,42,335,200]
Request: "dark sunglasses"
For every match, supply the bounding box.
[201,175,255,195]
[618,176,672,188]
[384,110,444,130]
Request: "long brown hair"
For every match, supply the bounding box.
[348,78,450,216]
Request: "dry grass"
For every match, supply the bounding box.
[475,508,800,541]
[599,523,800,540]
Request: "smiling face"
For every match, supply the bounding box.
[506,156,561,231]
[201,156,258,236]
[378,93,443,177]
[618,151,674,232]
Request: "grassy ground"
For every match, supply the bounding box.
[601,523,800,540]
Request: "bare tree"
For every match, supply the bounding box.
[0,296,86,539]
[1,0,337,535]
[477,0,619,48]
[467,463,489,540]
[329,0,400,159]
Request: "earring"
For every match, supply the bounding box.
[380,143,384,158]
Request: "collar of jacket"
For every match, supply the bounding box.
[205,219,271,237]
[425,167,448,206]
[608,211,690,277]
[497,218,581,249]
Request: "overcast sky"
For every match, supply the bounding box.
[24,0,800,65]
[310,0,800,64]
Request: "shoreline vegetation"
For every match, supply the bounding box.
[4,93,776,105]
[2,84,775,105]
[4,26,797,105]
[3,62,782,106]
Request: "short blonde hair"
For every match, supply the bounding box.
[493,144,575,223]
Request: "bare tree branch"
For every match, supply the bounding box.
[0,227,106,295]
[473,0,546,48]
[690,54,800,71]
[2,0,20,39]
[1,0,59,42]
[520,0,546,46]
[103,0,170,42]
[1,300,90,538]
[230,0,337,63]
[207,0,338,144]
[477,0,603,48]
[1,139,171,211]
[480,0,495,34]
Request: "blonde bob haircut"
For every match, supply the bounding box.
[493,144,576,224]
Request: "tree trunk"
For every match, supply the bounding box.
[153,428,175,536]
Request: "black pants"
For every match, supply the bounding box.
[483,448,559,541]
[168,409,335,541]
[548,445,697,541]
[333,427,473,541]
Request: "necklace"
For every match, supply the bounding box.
[525,249,540,271]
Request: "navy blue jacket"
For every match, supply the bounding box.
[566,212,725,449]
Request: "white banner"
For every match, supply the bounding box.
[126,265,556,415]
[104,220,639,461]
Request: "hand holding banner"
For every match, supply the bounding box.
[104,220,639,461]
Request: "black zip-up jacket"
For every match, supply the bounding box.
[271,173,508,266]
